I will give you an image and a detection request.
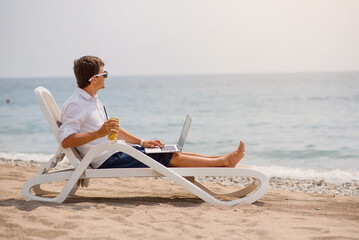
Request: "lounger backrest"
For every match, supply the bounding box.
[35,86,82,167]
[35,87,62,142]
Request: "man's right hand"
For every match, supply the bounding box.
[97,119,119,137]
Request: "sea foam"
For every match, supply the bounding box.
[0,151,69,165]
[252,165,359,183]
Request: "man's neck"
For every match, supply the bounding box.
[82,86,98,98]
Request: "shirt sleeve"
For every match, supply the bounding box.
[59,101,86,143]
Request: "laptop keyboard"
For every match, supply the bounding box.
[162,145,177,151]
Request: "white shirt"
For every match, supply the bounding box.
[59,87,117,168]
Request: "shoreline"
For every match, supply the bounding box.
[1,158,358,197]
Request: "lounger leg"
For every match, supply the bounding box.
[69,179,90,196]
[22,170,76,202]
[69,183,80,196]
[32,184,60,196]
[185,177,260,198]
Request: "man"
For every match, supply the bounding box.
[59,56,245,169]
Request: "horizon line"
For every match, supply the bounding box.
[1,70,359,80]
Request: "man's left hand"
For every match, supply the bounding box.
[142,140,164,148]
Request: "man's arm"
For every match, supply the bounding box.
[61,131,102,148]
[117,127,164,148]
[61,118,164,148]
[61,118,119,148]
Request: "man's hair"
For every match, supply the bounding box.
[73,56,105,88]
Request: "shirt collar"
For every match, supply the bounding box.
[75,87,98,101]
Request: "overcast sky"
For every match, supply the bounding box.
[1,0,358,78]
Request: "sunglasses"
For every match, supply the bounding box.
[88,71,108,82]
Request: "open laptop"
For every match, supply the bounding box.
[144,115,192,154]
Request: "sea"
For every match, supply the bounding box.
[1,72,358,183]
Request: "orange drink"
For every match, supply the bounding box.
[108,117,119,143]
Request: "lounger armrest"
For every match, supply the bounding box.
[82,142,162,170]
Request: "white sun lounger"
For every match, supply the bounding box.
[22,86,268,207]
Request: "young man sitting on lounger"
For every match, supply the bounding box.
[59,55,246,169]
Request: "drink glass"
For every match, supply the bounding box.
[108,117,119,143]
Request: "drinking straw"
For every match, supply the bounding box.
[103,106,109,120]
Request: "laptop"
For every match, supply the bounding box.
[144,115,192,154]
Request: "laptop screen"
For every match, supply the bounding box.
[177,115,192,150]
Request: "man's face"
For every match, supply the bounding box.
[95,67,106,90]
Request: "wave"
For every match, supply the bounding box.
[0,152,54,162]
[1,152,358,183]
[0,152,70,166]
[252,165,359,183]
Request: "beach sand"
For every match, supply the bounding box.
[1,164,359,240]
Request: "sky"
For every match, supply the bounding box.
[0,0,358,78]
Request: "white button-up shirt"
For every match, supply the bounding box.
[59,87,117,168]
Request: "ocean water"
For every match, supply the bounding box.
[1,72,358,183]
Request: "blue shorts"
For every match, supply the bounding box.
[98,146,173,169]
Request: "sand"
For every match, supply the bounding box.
[1,164,359,240]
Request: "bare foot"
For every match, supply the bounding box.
[224,141,246,167]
